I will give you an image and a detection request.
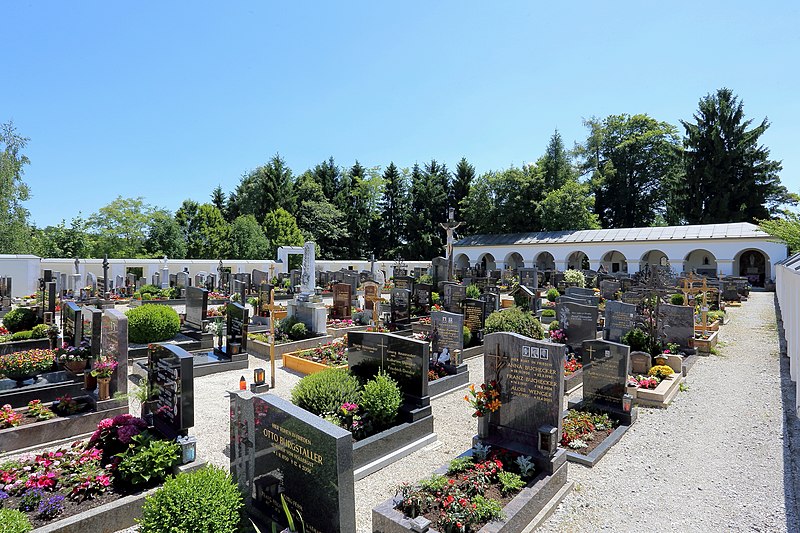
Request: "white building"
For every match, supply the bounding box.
[453,222,787,285]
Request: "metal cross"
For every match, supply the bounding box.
[486,343,509,383]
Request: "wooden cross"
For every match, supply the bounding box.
[375,335,389,369]
[267,288,277,388]
[365,290,382,326]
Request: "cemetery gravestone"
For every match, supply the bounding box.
[230,392,356,533]
[393,276,414,292]
[481,292,498,323]
[414,282,432,313]
[332,283,352,320]
[462,298,485,343]
[604,301,637,343]
[658,303,694,347]
[101,309,128,396]
[147,344,194,439]
[225,302,249,355]
[81,307,102,358]
[518,268,538,289]
[251,269,269,287]
[630,352,651,374]
[185,286,209,330]
[62,302,82,347]
[363,281,380,311]
[447,284,466,314]
[600,280,621,300]
[390,288,411,326]
[431,311,464,364]
[582,339,632,423]
[556,301,599,353]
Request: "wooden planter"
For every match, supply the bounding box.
[694,319,721,332]
[326,324,369,339]
[691,330,719,353]
[247,335,333,361]
[282,352,347,375]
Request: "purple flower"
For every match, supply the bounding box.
[37,494,65,519]
[116,424,142,444]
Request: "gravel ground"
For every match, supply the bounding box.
[108,291,797,532]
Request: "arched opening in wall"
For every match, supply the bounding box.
[639,249,668,272]
[601,250,628,274]
[684,249,717,277]
[454,254,470,272]
[505,252,524,273]
[735,249,768,286]
[566,251,589,271]
[535,251,555,271]
[478,253,496,275]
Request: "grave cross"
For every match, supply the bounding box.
[102,254,109,295]
[439,207,465,282]
[266,287,278,388]
[365,291,382,326]
[486,343,510,386]
[375,335,389,368]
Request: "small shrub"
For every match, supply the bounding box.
[431,292,440,304]
[2,308,39,334]
[484,307,544,340]
[419,274,433,285]
[447,456,474,475]
[648,365,674,379]
[541,308,556,317]
[360,371,402,429]
[126,304,181,344]
[497,471,525,494]
[116,433,181,487]
[472,494,504,522]
[30,324,50,339]
[466,284,481,299]
[288,321,309,341]
[621,328,650,353]
[549,320,560,332]
[546,288,560,302]
[138,466,243,533]
[11,331,33,341]
[18,488,43,512]
[463,326,472,347]
[563,270,586,288]
[0,508,32,532]
[670,293,685,305]
[291,368,361,415]
[419,474,448,492]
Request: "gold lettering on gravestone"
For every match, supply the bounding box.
[387,348,416,378]
[263,423,323,474]
[464,305,482,333]
[508,357,557,403]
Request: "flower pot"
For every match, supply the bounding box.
[84,372,97,392]
[477,417,490,438]
[63,360,87,374]
[97,377,111,401]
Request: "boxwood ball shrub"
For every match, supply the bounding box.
[0,508,33,533]
[484,307,545,340]
[360,371,402,429]
[670,293,685,305]
[138,466,243,533]
[126,304,181,344]
[291,368,361,415]
[11,331,33,341]
[30,324,50,339]
[546,288,561,302]
[2,308,39,334]
[541,308,556,318]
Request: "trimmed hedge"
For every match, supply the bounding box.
[291,368,361,415]
[484,307,545,340]
[126,304,181,344]
[2,308,39,334]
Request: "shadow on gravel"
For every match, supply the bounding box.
[775,294,800,531]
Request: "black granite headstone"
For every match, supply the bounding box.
[446,284,466,313]
[393,276,414,292]
[61,302,82,348]
[101,309,128,396]
[599,280,621,300]
[555,301,599,352]
[604,301,637,343]
[414,283,432,313]
[462,298,485,342]
[518,268,538,289]
[390,288,411,325]
[230,393,356,533]
[147,343,194,439]
[226,302,249,352]
[481,292,499,323]
[185,286,209,330]
[582,339,630,413]
[431,311,464,364]
[81,307,102,358]
[332,283,352,320]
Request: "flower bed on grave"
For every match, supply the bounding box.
[0,415,190,531]
[691,329,719,352]
[282,337,349,375]
[559,409,618,456]
[0,349,56,383]
[627,365,682,408]
[563,357,583,394]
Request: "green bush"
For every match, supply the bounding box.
[484,307,545,340]
[116,433,181,487]
[447,456,473,475]
[11,330,33,341]
[466,284,481,299]
[360,371,402,429]
[472,494,504,522]
[549,320,561,331]
[546,288,560,302]
[670,293,685,305]
[2,308,38,334]
[431,292,440,304]
[498,471,525,494]
[30,324,50,339]
[139,284,161,295]
[138,466,243,533]
[418,274,433,285]
[289,321,309,341]
[291,368,361,415]
[463,326,472,347]
[126,304,181,344]
[0,509,33,533]
[563,270,585,288]
[541,308,556,318]
[621,328,650,353]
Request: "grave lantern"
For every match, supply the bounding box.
[622,393,633,413]
[176,435,197,464]
[253,368,266,386]
[538,425,559,456]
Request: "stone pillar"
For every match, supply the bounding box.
[160,267,170,289]
[588,259,602,272]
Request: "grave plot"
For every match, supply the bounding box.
[373,331,571,533]
[282,336,348,375]
[425,310,470,398]
[627,351,683,408]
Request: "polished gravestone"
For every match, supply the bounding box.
[556,301,599,354]
[462,297,485,343]
[61,301,82,347]
[332,282,352,320]
[657,303,694,347]
[600,280,621,300]
[390,288,411,327]
[147,343,194,439]
[185,286,209,330]
[230,392,356,533]
[581,339,634,425]
[101,309,128,397]
[431,311,463,363]
[604,301,637,343]
[414,282,432,313]
[81,307,103,358]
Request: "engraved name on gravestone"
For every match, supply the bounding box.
[462,298,485,342]
[390,288,411,325]
[101,309,128,396]
[604,301,637,343]
[481,292,498,323]
[447,284,466,313]
[393,276,414,292]
[431,311,463,364]
[148,344,194,439]
[600,280,621,300]
[414,283,432,311]
[229,393,356,533]
[555,301,598,350]
[332,283,352,320]
[582,339,630,412]
[657,303,694,347]
[347,331,428,405]
[185,286,209,330]
[483,332,565,457]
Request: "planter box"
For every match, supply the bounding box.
[694,319,721,332]
[691,330,719,353]
[411,322,432,334]
[372,457,569,532]
[564,423,632,467]
[353,413,436,480]
[540,315,556,325]
[461,344,484,360]
[0,371,85,409]
[247,335,333,361]
[128,334,201,359]
[327,324,369,339]
[633,374,683,408]
[428,363,470,398]
[0,337,52,356]
[282,352,347,375]
[0,399,127,454]
[564,368,583,395]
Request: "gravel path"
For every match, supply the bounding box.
[113,292,798,532]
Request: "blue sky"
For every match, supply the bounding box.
[4,1,799,228]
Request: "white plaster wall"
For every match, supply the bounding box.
[776,254,800,417]
[0,255,41,297]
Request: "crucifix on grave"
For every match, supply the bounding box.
[266,287,278,389]
[486,343,510,392]
[102,254,109,295]
[365,290,382,326]
[440,207,465,282]
[677,274,717,337]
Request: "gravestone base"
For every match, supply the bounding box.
[192,350,249,377]
[428,363,470,398]
[568,399,638,427]
[399,402,432,424]
[180,327,214,349]
[353,414,436,480]
[0,372,85,409]
[287,300,327,334]
[473,434,568,476]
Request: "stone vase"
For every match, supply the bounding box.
[63,360,87,374]
[84,372,97,392]
[477,416,490,439]
[97,377,111,401]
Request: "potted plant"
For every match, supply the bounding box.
[91,358,118,400]
[465,380,502,437]
[54,340,91,374]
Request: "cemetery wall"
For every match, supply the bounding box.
[776,252,800,418]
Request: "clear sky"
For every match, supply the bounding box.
[4,1,799,228]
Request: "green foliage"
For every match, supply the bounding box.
[541,308,556,318]
[0,508,33,532]
[360,371,402,429]
[176,202,230,259]
[471,494,504,522]
[126,304,181,344]
[89,196,154,258]
[622,328,650,353]
[419,474,448,492]
[296,199,349,260]
[447,456,474,475]
[465,284,481,299]
[563,270,586,288]
[431,292,440,304]
[145,209,187,259]
[497,471,525,494]
[405,161,450,260]
[138,466,243,533]
[484,307,545,340]
[11,331,33,341]
[228,214,270,260]
[546,288,561,302]
[418,274,433,285]
[263,208,304,259]
[0,122,33,255]
[233,154,295,222]
[291,368,361,416]
[116,433,181,487]
[30,324,49,339]
[31,215,92,259]
[3,308,38,333]
[376,162,409,258]
[537,180,600,231]
[549,320,561,332]
[670,293,685,305]
[760,211,800,253]
[463,326,472,346]
[288,322,309,341]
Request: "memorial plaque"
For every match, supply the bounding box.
[483,332,565,456]
[556,301,599,351]
[81,307,102,358]
[582,339,630,412]
[257,283,273,317]
[147,344,194,439]
[431,311,464,364]
[332,283,352,320]
[230,393,356,533]
[604,301,637,343]
[462,298,485,342]
[657,303,694,347]
[600,280,621,300]
[363,281,380,311]
[185,286,209,330]
[481,292,499,323]
[446,284,466,313]
[347,331,428,405]
[62,301,82,347]
[393,276,415,292]
[414,283,432,312]
[390,288,411,325]
[621,291,644,305]
[101,309,128,396]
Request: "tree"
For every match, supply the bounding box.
[296,200,349,259]
[341,161,372,259]
[312,156,342,202]
[537,181,600,231]
[759,211,800,253]
[404,161,450,260]
[210,185,228,219]
[234,154,295,221]
[678,88,792,224]
[227,215,270,259]
[451,157,475,221]
[460,172,498,235]
[177,201,229,258]
[490,165,543,233]
[88,196,153,258]
[376,162,408,258]
[0,122,33,254]
[146,209,187,258]
[263,208,304,259]
[539,130,575,191]
[31,215,92,258]
[578,114,682,228]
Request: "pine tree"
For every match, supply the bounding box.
[377,162,408,258]
[404,160,450,260]
[210,185,227,219]
[234,154,294,222]
[341,161,371,258]
[539,130,574,191]
[451,157,475,221]
[678,88,791,223]
[312,156,342,203]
